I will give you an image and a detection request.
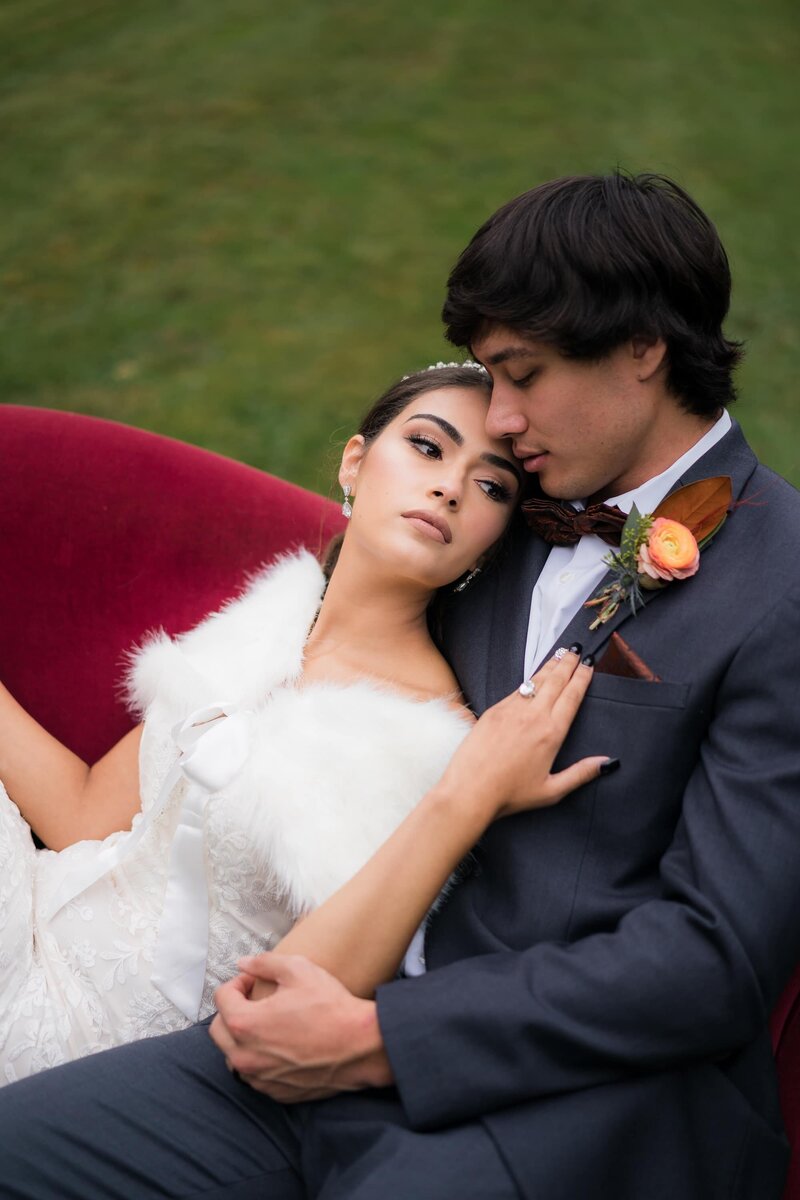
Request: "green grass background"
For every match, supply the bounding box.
[2,0,798,496]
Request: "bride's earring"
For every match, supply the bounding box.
[453,566,481,593]
[341,484,353,519]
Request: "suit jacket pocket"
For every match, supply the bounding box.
[587,672,689,709]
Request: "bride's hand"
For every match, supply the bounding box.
[439,648,612,821]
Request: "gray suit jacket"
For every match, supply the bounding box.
[377,421,800,1199]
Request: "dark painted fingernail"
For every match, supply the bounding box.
[569,642,583,655]
[581,653,595,668]
[599,757,621,776]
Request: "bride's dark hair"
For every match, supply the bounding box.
[321,364,492,581]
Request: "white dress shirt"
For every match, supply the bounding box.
[523,410,732,677]
[403,410,731,979]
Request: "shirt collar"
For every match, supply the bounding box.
[573,410,732,516]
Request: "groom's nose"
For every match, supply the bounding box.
[485,384,529,440]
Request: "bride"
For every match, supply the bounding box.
[0,363,605,1084]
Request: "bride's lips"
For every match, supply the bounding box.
[402,510,453,544]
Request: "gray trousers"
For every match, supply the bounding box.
[0,1021,518,1200]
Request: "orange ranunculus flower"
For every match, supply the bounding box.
[637,517,700,583]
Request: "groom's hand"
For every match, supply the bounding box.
[209,953,394,1102]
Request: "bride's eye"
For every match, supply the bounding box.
[406,433,443,459]
[477,478,512,503]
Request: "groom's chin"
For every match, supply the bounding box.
[530,472,572,501]
[532,464,592,502]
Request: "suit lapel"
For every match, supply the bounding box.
[537,420,759,664]
[486,521,551,703]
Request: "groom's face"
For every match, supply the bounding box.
[472,327,666,502]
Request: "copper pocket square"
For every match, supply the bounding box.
[594,632,662,682]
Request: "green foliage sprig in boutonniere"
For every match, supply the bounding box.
[584,476,732,629]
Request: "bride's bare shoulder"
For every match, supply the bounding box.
[299,643,476,721]
[412,660,476,722]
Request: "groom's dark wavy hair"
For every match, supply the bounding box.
[442,171,743,416]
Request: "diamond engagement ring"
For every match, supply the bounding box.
[518,679,537,698]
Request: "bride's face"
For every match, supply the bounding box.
[339,386,521,590]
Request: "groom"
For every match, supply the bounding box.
[2,172,799,1200]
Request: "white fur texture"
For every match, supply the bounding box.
[126,553,472,917]
[125,551,326,719]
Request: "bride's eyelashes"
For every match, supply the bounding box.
[477,478,512,503]
[406,432,444,459]
[404,434,512,504]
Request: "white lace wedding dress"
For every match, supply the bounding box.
[0,553,470,1084]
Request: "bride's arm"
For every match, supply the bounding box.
[251,652,607,1000]
[0,680,143,849]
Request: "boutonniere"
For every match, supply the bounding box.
[584,476,732,629]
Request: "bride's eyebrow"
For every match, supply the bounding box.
[482,452,522,487]
[403,413,521,487]
[404,413,463,445]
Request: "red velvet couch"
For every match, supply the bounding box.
[0,404,344,764]
[1,404,797,1196]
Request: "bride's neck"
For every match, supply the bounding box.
[304,551,435,673]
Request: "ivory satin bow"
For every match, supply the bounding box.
[43,703,255,1022]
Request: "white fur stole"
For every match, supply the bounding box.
[125,552,472,917]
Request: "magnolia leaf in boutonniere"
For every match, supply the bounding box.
[584,476,733,629]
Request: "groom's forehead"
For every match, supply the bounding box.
[471,329,546,365]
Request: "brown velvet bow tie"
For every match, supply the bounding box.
[522,497,627,547]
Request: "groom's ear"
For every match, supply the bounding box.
[630,334,668,382]
[338,435,366,490]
